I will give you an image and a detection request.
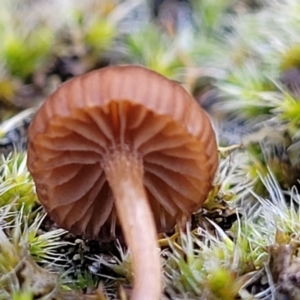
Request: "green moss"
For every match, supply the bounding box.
[125,25,184,79]
[0,153,37,214]
[278,93,300,129]
[207,268,241,300]
[0,79,15,102]
[11,291,33,300]
[2,28,54,79]
[84,19,116,53]
[281,45,300,71]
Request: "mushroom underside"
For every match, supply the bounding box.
[28,100,215,239]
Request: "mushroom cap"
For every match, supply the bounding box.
[27,65,218,239]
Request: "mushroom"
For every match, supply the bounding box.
[27,65,218,300]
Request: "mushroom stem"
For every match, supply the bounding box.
[104,151,161,300]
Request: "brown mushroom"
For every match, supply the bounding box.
[27,65,218,300]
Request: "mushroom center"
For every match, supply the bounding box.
[103,148,142,174]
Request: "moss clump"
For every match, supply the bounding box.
[0,153,37,214]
